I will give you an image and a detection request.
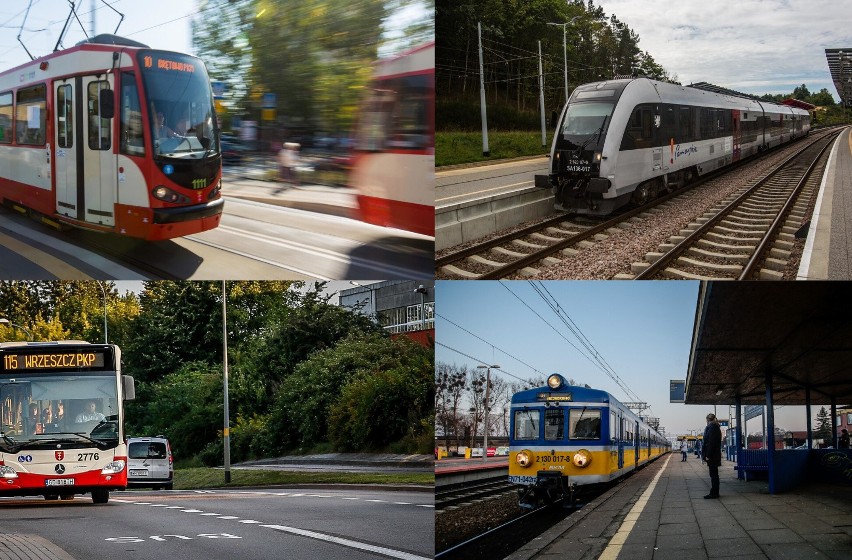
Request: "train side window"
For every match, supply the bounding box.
[513,409,539,440]
[16,84,46,146]
[544,407,564,440]
[88,81,112,151]
[569,409,601,440]
[57,85,73,149]
[678,106,694,143]
[620,104,655,150]
[610,411,617,442]
[120,72,145,157]
[0,91,12,144]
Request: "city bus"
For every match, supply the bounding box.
[0,34,223,240]
[0,341,135,503]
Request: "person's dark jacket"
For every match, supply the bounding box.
[702,421,722,467]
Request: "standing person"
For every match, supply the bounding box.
[701,413,722,499]
[680,439,688,462]
[840,428,850,449]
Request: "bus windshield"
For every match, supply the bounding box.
[138,50,218,159]
[0,374,119,451]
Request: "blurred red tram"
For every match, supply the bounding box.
[0,34,223,241]
[350,42,434,237]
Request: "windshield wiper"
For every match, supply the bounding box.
[0,433,22,454]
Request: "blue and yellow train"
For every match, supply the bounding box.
[509,374,670,508]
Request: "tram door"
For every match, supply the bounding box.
[617,413,625,470]
[54,75,116,226]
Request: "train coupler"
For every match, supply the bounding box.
[518,470,570,509]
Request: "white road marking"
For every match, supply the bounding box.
[260,524,431,560]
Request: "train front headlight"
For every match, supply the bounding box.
[572,449,592,468]
[547,374,564,390]
[515,450,533,468]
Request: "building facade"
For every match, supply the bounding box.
[339,280,434,345]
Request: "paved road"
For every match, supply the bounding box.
[0,487,434,560]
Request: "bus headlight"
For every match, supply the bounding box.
[0,465,18,479]
[547,374,564,390]
[101,460,126,475]
[572,449,592,468]
[515,450,533,468]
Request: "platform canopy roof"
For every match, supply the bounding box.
[825,48,852,107]
[782,99,816,110]
[685,283,852,406]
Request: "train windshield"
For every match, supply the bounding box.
[568,408,601,439]
[560,102,614,139]
[137,51,219,159]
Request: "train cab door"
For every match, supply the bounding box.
[54,75,116,227]
[54,81,78,219]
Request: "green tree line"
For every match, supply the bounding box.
[192,0,434,135]
[0,281,434,465]
[436,0,672,131]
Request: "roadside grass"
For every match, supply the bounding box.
[172,468,434,490]
[436,130,553,167]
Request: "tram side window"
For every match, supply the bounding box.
[0,91,12,144]
[386,75,431,150]
[57,85,73,149]
[544,407,565,440]
[120,73,145,156]
[514,409,540,440]
[88,81,112,151]
[569,409,601,440]
[16,84,46,145]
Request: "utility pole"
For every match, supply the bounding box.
[478,22,489,156]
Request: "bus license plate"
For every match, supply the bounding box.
[45,478,75,486]
[129,470,148,477]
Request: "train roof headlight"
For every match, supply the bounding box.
[547,374,565,390]
[515,450,533,468]
[573,449,592,468]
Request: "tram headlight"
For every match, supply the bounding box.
[152,186,190,204]
[572,449,592,468]
[101,460,126,475]
[208,180,222,199]
[0,465,18,479]
[547,374,564,390]
[515,450,533,468]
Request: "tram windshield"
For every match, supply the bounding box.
[0,374,119,451]
[560,102,614,140]
[138,50,219,159]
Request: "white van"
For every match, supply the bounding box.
[127,436,174,490]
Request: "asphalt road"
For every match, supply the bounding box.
[0,487,434,560]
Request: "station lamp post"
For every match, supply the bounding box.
[0,318,32,341]
[477,364,500,463]
[547,15,582,106]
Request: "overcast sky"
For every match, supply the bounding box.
[436,281,828,440]
[596,0,852,101]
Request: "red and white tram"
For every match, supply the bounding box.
[0,35,223,241]
[350,42,434,237]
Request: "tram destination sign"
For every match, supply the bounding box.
[1,351,105,372]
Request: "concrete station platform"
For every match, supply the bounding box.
[798,125,852,280]
[506,452,852,560]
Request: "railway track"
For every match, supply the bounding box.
[436,476,517,511]
[436,129,840,280]
[630,130,839,280]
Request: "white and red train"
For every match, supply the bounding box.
[350,42,434,237]
[536,77,812,216]
[0,34,223,241]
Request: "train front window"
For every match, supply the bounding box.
[137,51,218,159]
[569,408,601,440]
[514,409,540,440]
[544,408,564,440]
[561,102,613,139]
